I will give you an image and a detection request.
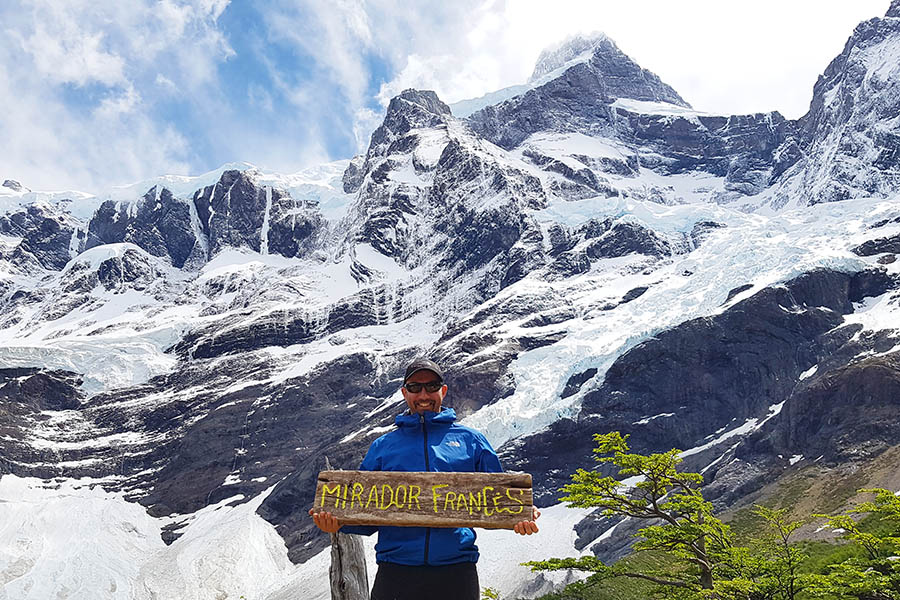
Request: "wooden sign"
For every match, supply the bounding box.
[313,470,533,529]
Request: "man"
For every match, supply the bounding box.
[310,358,540,600]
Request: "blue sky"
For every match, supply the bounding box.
[0,0,889,192]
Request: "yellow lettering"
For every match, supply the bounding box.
[492,492,507,514]
[321,483,342,508]
[366,484,380,509]
[482,486,494,516]
[342,484,348,509]
[505,488,525,514]
[350,482,364,509]
[456,492,469,513]
[380,484,395,510]
[432,484,449,513]
[468,491,482,516]
[443,490,458,511]
[409,485,422,510]
[394,484,408,509]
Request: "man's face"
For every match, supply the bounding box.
[401,370,447,415]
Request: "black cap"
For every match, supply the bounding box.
[404,358,443,383]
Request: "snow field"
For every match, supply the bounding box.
[0,475,594,600]
[463,196,898,449]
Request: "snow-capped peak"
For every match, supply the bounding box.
[528,32,610,82]
[888,0,900,18]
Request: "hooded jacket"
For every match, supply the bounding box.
[341,407,502,566]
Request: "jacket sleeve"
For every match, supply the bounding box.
[339,439,382,536]
[474,431,503,473]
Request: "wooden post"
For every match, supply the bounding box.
[325,457,368,600]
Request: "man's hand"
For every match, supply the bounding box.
[513,506,541,535]
[309,508,342,533]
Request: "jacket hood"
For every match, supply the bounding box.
[394,407,457,428]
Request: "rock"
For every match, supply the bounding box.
[560,368,598,399]
[342,155,366,194]
[0,204,79,271]
[764,353,900,463]
[343,89,451,192]
[0,368,83,411]
[468,37,687,150]
[96,249,157,291]
[853,233,900,256]
[500,268,900,554]
[2,179,27,192]
[772,3,900,206]
[86,187,201,268]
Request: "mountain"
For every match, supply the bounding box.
[2,4,900,599]
[771,2,900,208]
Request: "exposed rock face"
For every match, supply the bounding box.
[546,218,672,278]
[889,0,900,18]
[342,155,365,193]
[466,40,802,206]
[2,179,27,192]
[193,170,268,256]
[96,249,158,291]
[768,353,900,462]
[773,5,900,206]
[173,284,407,359]
[84,172,325,267]
[0,367,83,412]
[0,368,84,475]
[853,233,900,256]
[337,90,455,272]
[343,89,452,196]
[619,110,800,189]
[468,37,688,150]
[260,185,324,259]
[529,33,611,81]
[337,88,553,308]
[467,65,617,151]
[0,204,79,271]
[86,186,200,268]
[502,268,900,510]
[429,138,547,293]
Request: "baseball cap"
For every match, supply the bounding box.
[403,358,444,383]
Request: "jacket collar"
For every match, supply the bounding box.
[395,407,457,428]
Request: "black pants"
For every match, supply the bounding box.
[370,562,479,600]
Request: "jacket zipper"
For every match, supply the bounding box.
[422,414,431,565]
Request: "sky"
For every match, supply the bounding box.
[0,0,891,193]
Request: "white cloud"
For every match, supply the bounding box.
[155,74,177,91]
[20,24,126,87]
[353,107,381,152]
[262,0,377,108]
[0,69,190,195]
[0,0,233,192]
[94,85,141,118]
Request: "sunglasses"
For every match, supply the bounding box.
[403,381,443,393]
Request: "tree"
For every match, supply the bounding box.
[805,488,900,600]
[525,432,734,597]
[713,507,808,600]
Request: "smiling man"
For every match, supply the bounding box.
[310,358,540,600]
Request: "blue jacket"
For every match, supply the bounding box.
[342,407,503,566]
